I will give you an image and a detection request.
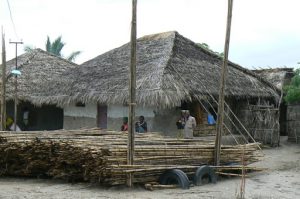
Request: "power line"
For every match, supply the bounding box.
[6,0,19,39]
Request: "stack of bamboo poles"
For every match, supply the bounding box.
[0,129,263,185]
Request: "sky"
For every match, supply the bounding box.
[0,0,300,69]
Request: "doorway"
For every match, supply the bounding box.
[97,105,108,129]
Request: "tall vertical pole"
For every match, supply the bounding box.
[9,40,23,131]
[214,0,234,166]
[1,29,7,130]
[127,0,137,187]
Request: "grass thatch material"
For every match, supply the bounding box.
[253,68,294,90]
[26,31,280,108]
[1,48,78,105]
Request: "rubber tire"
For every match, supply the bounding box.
[159,169,190,189]
[193,165,217,186]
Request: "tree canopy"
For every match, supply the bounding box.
[284,68,300,103]
[24,36,81,62]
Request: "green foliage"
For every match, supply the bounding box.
[24,45,35,53]
[196,43,224,58]
[46,36,65,57]
[284,68,300,103]
[24,36,81,62]
[66,51,81,62]
[197,42,210,50]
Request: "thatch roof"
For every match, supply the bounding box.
[253,68,294,91]
[2,48,78,103]
[29,31,279,107]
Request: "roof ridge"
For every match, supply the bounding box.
[139,31,177,41]
[173,32,281,96]
[253,68,294,72]
[34,48,79,66]
[156,31,177,89]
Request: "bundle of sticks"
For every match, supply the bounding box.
[0,129,263,185]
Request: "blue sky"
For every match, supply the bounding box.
[1,0,299,69]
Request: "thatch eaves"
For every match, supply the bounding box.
[31,32,280,108]
[1,48,78,105]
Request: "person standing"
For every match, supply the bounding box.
[121,117,128,131]
[183,110,196,138]
[135,115,147,133]
[176,111,185,138]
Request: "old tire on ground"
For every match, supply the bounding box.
[159,169,190,189]
[193,165,217,186]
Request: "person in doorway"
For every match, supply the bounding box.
[22,107,30,130]
[176,111,186,138]
[121,117,128,131]
[135,115,147,133]
[183,110,196,138]
[207,113,216,125]
[6,117,22,132]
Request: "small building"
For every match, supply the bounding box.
[2,49,78,130]
[34,31,280,145]
[253,68,294,137]
[286,103,300,143]
[254,67,300,144]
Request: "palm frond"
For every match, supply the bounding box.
[44,35,81,61]
[67,51,81,62]
[24,45,35,53]
[51,36,65,56]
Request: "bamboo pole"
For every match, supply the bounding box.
[0,129,263,186]
[127,0,137,187]
[1,29,6,130]
[214,0,234,166]
[9,40,23,131]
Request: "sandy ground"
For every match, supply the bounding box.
[0,136,299,199]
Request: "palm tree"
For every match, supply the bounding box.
[25,36,81,62]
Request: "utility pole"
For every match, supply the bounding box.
[1,29,7,131]
[9,40,23,131]
[127,0,137,187]
[214,0,234,166]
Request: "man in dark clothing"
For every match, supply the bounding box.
[135,116,147,133]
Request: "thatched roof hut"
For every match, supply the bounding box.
[2,48,78,103]
[253,68,294,91]
[31,31,279,108]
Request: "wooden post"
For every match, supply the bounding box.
[1,29,6,130]
[214,0,234,166]
[127,0,137,187]
[9,40,23,131]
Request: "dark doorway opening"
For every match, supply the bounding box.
[279,103,287,136]
[6,101,63,131]
[97,105,108,129]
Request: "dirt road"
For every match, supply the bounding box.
[0,137,299,199]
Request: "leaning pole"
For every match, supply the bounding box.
[214,0,234,166]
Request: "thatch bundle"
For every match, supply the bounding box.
[0,129,262,185]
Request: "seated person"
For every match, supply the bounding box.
[135,116,147,133]
[6,117,22,131]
